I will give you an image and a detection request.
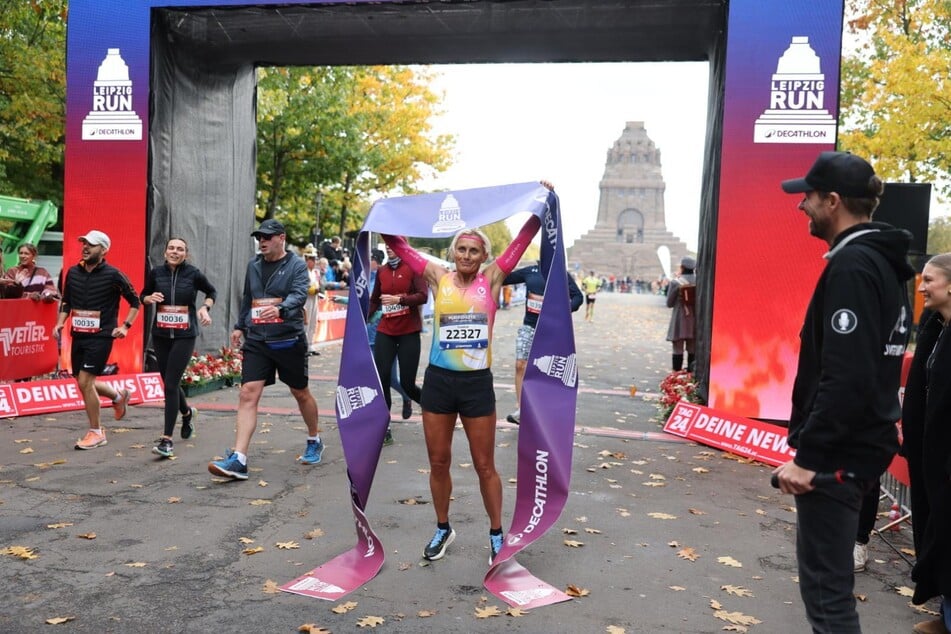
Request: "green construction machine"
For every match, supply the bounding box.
[0,194,59,270]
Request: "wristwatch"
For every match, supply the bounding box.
[123,321,133,329]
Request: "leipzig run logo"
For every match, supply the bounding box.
[82,48,143,141]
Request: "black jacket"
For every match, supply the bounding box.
[234,251,309,342]
[902,311,951,604]
[503,265,584,328]
[141,262,217,340]
[788,222,914,479]
[61,260,140,339]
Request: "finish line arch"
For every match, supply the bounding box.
[65,0,845,421]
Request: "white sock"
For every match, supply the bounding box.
[234,451,247,465]
[91,428,104,436]
[308,435,320,443]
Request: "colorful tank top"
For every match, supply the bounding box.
[430,271,497,371]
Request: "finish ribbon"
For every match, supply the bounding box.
[282,182,577,608]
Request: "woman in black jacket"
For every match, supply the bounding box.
[904,253,951,634]
[141,238,217,458]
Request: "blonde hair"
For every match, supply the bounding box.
[927,253,951,282]
[449,228,492,261]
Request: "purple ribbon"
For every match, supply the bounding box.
[284,182,576,607]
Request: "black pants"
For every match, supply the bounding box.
[153,336,195,437]
[856,479,881,544]
[795,479,866,633]
[373,331,422,411]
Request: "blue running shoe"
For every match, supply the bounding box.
[299,439,323,465]
[207,450,248,480]
[489,532,504,564]
[423,526,455,561]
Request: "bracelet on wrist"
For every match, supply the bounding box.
[123,321,133,329]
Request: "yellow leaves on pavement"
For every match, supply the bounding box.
[584,528,602,534]
[691,466,709,474]
[331,601,358,614]
[298,625,331,634]
[677,547,700,561]
[356,615,384,627]
[258,480,268,487]
[606,626,626,634]
[474,605,502,618]
[238,537,255,544]
[506,607,529,617]
[242,546,264,555]
[77,533,96,540]
[124,562,147,568]
[2,545,38,560]
[647,512,677,520]
[417,610,435,617]
[566,584,590,597]
[717,556,743,568]
[249,499,271,506]
[276,541,300,549]
[19,447,34,454]
[304,528,325,540]
[45,616,75,625]
[33,459,67,469]
[46,522,73,529]
[721,585,754,598]
[262,580,281,594]
[167,497,181,504]
[896,586,914,597]
[562,527,578,534]
[564,539,584,548]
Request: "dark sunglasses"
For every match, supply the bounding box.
[254,233,281,241]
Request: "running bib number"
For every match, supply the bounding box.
[526,292,544,314]
[156,305,189,329]
[71,309,101,333]
[251,297,283,324]
[438,313,489,349]
[382,302,409,318]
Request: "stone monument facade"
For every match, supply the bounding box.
[568,122,691,281]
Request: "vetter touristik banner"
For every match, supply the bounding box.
[0,299,59,381]
[282,182,576,607]
[709,0,844,420]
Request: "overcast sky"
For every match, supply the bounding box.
[420,62,710,252]
[419,61,947,253]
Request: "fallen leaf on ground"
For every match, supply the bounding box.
[564,540,584,548]
[262,580,281,594]
[124,562,147,568]
[900,547,915,556]
[649,473,666,480]
[688,508,706,515]
[616,508,632,517]
[717,556,743,568]
[896,586,914,597]
[356,615,384,628]
[908,602,940,616]
[669,585,686,591]
[474,605,502,618]
[298,625,331,634]
[642,482,666,487]
[691,467,709,473]
[507,607,529,616]
[648,512,677,520]
[304,529,324,540]
[585,528,602,534]
[242,546,264,555]
[13,439,31,443]
[417,610,435,617]
[167,497,181,504]
[331,601,358,614]
[19,447,34,454]
[47,523,73,529]
[566,584,590,597]
[713,610,761,626]
[239,537,255,544]
[722,626,748,632]
[2,546,39,560]
[45,616,75,625]
[668,541,680,548]
[677,547,700,561]
[562,528,578,534]
[258,480,268,487]
[276,541,300,550]
[77,533,96,540]
[721,585,754,598]
[606,626,626,634]
[855,593,867,602]
[249,499,271,506]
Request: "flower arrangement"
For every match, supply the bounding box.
[655,370,704,423]
[183,347,242,387]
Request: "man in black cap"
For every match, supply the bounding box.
[208,218,324,479]
[773,151,913,633]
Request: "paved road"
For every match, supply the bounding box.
[1,292,929,632]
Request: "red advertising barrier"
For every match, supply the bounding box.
[0,298,59,381]
[312,290,348,343]
[0,373,165,419]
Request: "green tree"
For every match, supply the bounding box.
[839,0,951,197]
[926,216,951,254]
[0,0,67,205]
[256,65,454,245]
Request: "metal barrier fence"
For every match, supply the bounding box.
[875,470,913,566]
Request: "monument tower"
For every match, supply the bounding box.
[568,122,691,281]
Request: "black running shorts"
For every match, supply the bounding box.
[421,364,495,418]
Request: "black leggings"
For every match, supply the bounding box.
[153,336,196,437]
[855,479,881,544]
[373,331,422,411]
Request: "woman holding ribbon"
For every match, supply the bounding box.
[141,237,217,459]
[903,253,951,634]
[382,181,549,564]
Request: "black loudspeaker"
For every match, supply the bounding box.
[873,183,931,254]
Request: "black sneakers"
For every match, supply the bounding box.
[423,527,456,561]
[181,407,197,440]
[152,437,174,458]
